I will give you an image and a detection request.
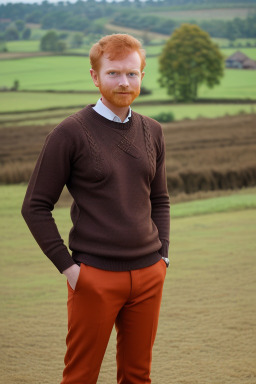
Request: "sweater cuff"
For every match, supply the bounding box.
[158,239,169,259]
[48,248,76,273]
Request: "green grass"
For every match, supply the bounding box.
[133,103,256,120]
[0,92,255,124]
[142,56,256,99]
[0,56,94,91]
[1,54,256,99]
[0,92,99,113]
[6,40,40,53]
[171,189,256,218]
[0,184,255,383]
[222,47,256,60]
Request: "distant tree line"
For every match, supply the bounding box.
[0,0,255,40]
[112,12,256,39]
[0,19,31,50]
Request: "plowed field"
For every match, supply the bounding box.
[0,113,255,195]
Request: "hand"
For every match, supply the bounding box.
[63,264,81,290]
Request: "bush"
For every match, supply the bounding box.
[140,86,152,96]
[151,112,175,123]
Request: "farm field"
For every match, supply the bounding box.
[4,40,41,53]
[0,184,255,383]
[222,47,256,60]
[1,54,256,99]
[4,38,256,57]
[1,113,255,195]
[0,93,255,125]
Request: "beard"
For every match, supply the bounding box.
[98,82,141,108]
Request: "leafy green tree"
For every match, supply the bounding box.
[11,80,19,91]
[15,20,25,32]
[4,26,19,41]
[40,30,59,51]
[71,32,84,48]
[159,24,224,101]
[56,40,66,53]
[22,28,31,40]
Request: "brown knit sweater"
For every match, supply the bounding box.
[22,105,170,273]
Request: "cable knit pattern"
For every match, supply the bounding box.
[72,112,104,180]
[141,115,156,177]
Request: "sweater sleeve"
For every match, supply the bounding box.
[21,121,78,273]
[150,125,170,259]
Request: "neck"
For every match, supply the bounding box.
[101,98,129,122]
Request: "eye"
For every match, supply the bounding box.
[108,71,117,76]
[128,72,137,77]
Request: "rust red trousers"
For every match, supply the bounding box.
[61,259,166,384]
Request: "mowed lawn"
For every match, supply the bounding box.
[0,185,255,383]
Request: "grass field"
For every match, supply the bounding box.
[0,184,255,383]
[5,40,41,53]
[1,52,256,102]
[222,47,256,60]
[0,94,255,125]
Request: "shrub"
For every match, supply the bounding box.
[140,86,152,96]
[152,112,175,123]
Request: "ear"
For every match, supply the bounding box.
[90,69,99,88]
[141,71,145,81]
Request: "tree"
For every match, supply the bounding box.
[159,24,224,102]
[4,26,19,41]
[22,28,31,40]
[15,20,25,32]
[40,30,59,51]
[71,32,84,48]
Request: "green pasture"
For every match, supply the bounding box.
[143,56,256,99]
[0,184,255,383]
[0,92,99,113]
[134,103,256,120]
[0,91,255,124]
[4,36,256,56]
[0,56,94,91]
[222,47,256,60]
[5,40,40,53]
[1,54,256,100]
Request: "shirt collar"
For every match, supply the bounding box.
[93,99,131,123]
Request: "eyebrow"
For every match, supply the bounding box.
[106,68,140,74]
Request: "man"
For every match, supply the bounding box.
[22,34,170,384]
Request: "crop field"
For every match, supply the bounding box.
[1,113,255,196]
[0,184,255,383]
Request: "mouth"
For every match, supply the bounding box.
[116,92,132,95]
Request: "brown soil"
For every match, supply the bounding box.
[0,113,255,196]
[163,114,256,195]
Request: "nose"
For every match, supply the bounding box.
[118,74,129,87]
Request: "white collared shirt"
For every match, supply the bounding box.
[93,99,131,123]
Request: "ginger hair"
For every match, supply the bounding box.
[89,34,146,72]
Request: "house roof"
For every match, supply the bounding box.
[243,58,256,69]
[226,51,249,63]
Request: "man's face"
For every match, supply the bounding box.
[90,51,144,111]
